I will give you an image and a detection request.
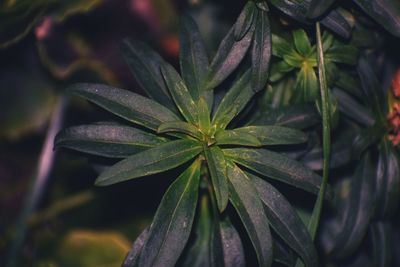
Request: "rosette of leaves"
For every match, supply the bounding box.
[270,29,358,103]
[320,56,400,264]
[55,13,328,267]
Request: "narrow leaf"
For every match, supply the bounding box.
[220,217,246,267]
[206,20,255,90]
[269,0,309,22]
[215,129,262,147]
[227,162,273,267]
[370,222,394,267]
[161,63,198,124]
[95,140,202,186]
[272,34,297,58]
[235,125,307,145]
[122,227,150,267]
[197,98,211,134]
[251,174,318,267]
[120,40,177,112]
[234,1,256,40]
[55,123,167,158]
[158,121,202,140]
[294,66,319,103]
[251,9,272,92]
[321,9,352,39]
[139,160,201,267]
[307,0,335,18]
[224,148,331,198]
[68,83,179,131]
[292,29,312,56]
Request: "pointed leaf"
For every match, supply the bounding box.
[68,83,179,131]
[224,148,331,198]
[120,40,177,112]
[220,217,246,267]
[269,0,309,22]
[206,20,255,90]
[215,129,262,147]
[204,146,229,212]
[139,160,201,267]
[55,123,167,158]
[326,44,358,65]
[227,162,273,267]
[122,227,150,267]
[179,14,213,107]
[95,140,202,186]
[307,0,335,18]
[353,0,400,37]
[294,66,319,103]
[234,1,257,40]
[161,64,198,124]
[370,222,393,267]
[251,9,272,92]
[212,71,255,129]
[293,29,312,56]
[235,126,307,145]
[272,34,297,58]
[158,121,202,140]
[321,9,352,39]
[197,98,211,134]
[251,174,318,267]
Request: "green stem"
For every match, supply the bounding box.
[295,22,331,267]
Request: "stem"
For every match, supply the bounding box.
[295,22,331,267]
[6,95,66,267]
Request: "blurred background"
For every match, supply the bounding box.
[0,0,242,265]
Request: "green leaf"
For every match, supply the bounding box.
[251,9,272,92]
[227,162,273,267]
[370,222,394,267]
[224,148,331,198]
[179,14,213,107]
[68,83,179,131]
[269,0,309,22]
[234,125,307,145]
[292,29,312,56]
[204,146,229,212]
[157,121,202,140]
[269,61,294,82]
[95,140,202,186]
[212,71,255,129]
[55,123,167,158]
[326,44,358,65]
[122,227,149,267]
[294,66,319,103]
[215,129,262,147]
[138,159,201,267]
[219,217,246,267]
[197,98,211,134]
[320,9,352,39]
[161,63,198,124]
[271,34,296,58]
[375,141,400,218]
[120,40,177,113]
[206,20,255,90]
[250,105,320,129]
[329,153,374,259]
[307,0,335,18]
[234,1,256,40]
[353,0,400,37]
[250,174,318,267]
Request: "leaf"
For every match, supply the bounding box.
[370,222,394,267]
[68,83,179,131]
[197,98,211,134]
[292,29,312,56]
[250,174,318,267]
[157,121,202,140]
[55,123,167,158]
[122,227,150,267]
[206,20,255,90]
[234,1,257,40]
[329,153,375,259]
[294,66,319,103]
[179,14,213,107]
[161,63,198,124]
[250,105,320,129]
[215,129,262,147]
[269,61,294,82]
[227,162,273,267]
[234,125,307,145]
[325,44,358,65]
[320,9,352,39]
[332,88,375,127]
[120,40,177,113]
[204,146,229,212]
[251,9,272,92]
[269,0,309,22]
[271,34,297,58]
[375,141,400,218]
[224,148,331,198]
[353,0,400,37]
[352,123,383,159]
[307,0,335,18]
[95,140,202,186]
[138,160,201,267]
[212,71,254,129]
[219,217,246,267]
